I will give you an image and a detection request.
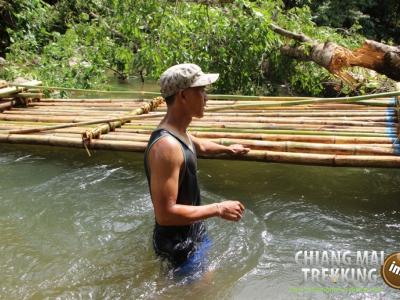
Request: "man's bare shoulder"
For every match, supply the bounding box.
[148,135,184,166]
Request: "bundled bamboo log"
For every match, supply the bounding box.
[82,97,165,140]
[3,97,164,135]
[0,101,16,112]
[0,87,24,98]
[0,133,399,167]
[0,80,42,98]
[100,133,394,150]
[0,81,399,168]
[89,132,396,152]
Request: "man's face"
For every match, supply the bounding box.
[182,86,207,118]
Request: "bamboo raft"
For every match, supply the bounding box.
[0,80,399,168]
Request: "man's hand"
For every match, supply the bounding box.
[227,144,250,155]
[217,200,245,221]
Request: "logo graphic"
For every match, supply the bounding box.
[381,252,400,289]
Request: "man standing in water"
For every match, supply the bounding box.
[144,64,249,274]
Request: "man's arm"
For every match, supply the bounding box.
[148,136,244,226]
[190,134,250,156]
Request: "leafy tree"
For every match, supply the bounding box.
[0,0,397,95]
[282,0,400,44]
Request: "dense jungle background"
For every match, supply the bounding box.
[0,0,399,96]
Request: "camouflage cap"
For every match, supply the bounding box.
[160,63,219,98]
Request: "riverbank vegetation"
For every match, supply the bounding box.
[0,0,399,96]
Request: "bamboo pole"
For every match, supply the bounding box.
[82,97,165,140]
[26,106,140,112]
[0,133,147,151]
[204,150,400,168]
[210,138,399,155]
[0,101,15,112]
[8,83,161,98]
[41,98,154,103]
[29,102,147,107]
[206,107,390,113]
[202,115,394,122]
[0,114,108,123]
[207,94,315,101]
[4,110,122,117]
[203,111,395,117]
[8,83,400,105]
[121,124,393,137]
[0,86,24,98]
[18,92,44,98]
[0,133,399,167]
[194,116,394,126]
[0,80,42,98]
[3,97,164,135]
[187,131,395,144]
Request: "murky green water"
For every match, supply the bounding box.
[1,143,399,300]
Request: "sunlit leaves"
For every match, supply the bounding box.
[1,0,385,96]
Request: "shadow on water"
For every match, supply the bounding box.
[0,144,399,299]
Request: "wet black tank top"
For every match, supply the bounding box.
[144,128,206,267]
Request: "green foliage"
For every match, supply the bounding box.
[2,0,283,94]
[282,0,400,44]
[0,0,398,96]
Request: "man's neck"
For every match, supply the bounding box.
[160,111,192,135]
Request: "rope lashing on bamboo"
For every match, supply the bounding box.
[81,96,164,156]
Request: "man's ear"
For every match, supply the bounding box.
[178,89,187,101]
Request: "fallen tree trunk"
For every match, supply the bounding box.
[270,24,400,85]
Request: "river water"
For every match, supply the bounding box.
[1,143,399,300]
[1,78,400,299]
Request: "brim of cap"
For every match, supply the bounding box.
[190,73,219,87]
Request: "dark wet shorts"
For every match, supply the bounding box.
[153,221,208,269]
[174,235,212,278]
